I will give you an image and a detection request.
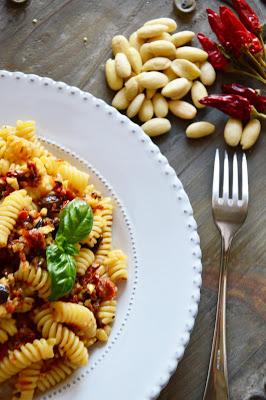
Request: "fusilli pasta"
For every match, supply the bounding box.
[12,361,42,400]
[36,360,76,392]
[34,309,89,366]
[97,300,117,325]
[103,249,128,283]
[74,248,95,275]
[95,198,113,263]
[16,120,36,143]
[82,215,104,247]
[15,261,51,299]
[51,301,97,335]
[0,338,55,383]
[0,316,17,343]
[0,120,128,398]
[0,189,31,247]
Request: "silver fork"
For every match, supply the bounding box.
[203,150,249,400]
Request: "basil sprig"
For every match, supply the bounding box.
[56,198,93,247]
[47,199,93,301]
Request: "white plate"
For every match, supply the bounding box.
[0,71,202,400]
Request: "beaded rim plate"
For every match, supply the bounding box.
[0,70,202,400]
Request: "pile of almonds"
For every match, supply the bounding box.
[105,17,216,138]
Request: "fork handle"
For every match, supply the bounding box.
[203,237,231,400]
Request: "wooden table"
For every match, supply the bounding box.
[0,0,265,399]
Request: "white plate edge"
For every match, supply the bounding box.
[0,69,202,399]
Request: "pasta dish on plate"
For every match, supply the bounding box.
[0,120,128,399]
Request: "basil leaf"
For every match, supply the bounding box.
[56,199,93,244]
[47,244,76,301]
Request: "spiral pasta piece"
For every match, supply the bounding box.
[0,189,32,247]
[103,249,128,283]
[16,297,34,313]
[51,302,97,335]
[0,338,55,383]
[0,316,17,343]
[0,138,6,158]
[39,156,57,175]
[74,248,95,276]
[97,300,117,325]
[15,261,51,299]
[84,184,102,208]
[16,120,36,142]
[5,135,34,162]
[82,215,104,247]
[96,264,107,278]
[0,125,15,140]
[12,361,42,400]
[95,198,113,263]
[57,162,89,193]
[36,360,76,393]
[34,309,88,366]
[0,159,10,175]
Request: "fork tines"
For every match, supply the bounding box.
[212,150,249,205]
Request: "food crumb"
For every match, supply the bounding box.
[32,18,38,24]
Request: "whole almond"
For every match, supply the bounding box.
[140,43,154,63]
[171,59,201,80]
[126,47,142,74]
[186,121,215,138]
[112,35,130,55]
[162,78,192,99]
[171,31,195,47]
[241,119,261,150]
[146,88,156,99]
[169,100,197,119]
[152,93,169,118]
[191,81,208,108]
[125,76,139,101]
[138,71,169,89]
[115,53,132,79]
[137,24,168,39]
[144,18,177,33]
[112,88,129,110]
[141,118,171,137]
[176,47,208,62]
[164,67,177,81]
[142,57,171,71]
[138,99,154,122]
[129,31,144,51]
[127,93,145,118]
[147,40,176,59]
[224,118,243,147]
[147,32,172,42]
[200,61,216,86]
[105,59,123,91]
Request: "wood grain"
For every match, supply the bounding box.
[0,0,265,399]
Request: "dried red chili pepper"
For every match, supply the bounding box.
[222,83,266,113]
[231,0,262,35]
[206,9,229,49]
[199,94,266,121]
[197,33,229,71]
[219,6,262,55]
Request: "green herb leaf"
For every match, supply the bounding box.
[56,199,93,244]
[47,244,76,301]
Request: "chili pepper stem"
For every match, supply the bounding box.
[258,55,266,68]
[252,108,266,120]
[245,49,266,78]
[228,67,266,85]
[259,33,266,59]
